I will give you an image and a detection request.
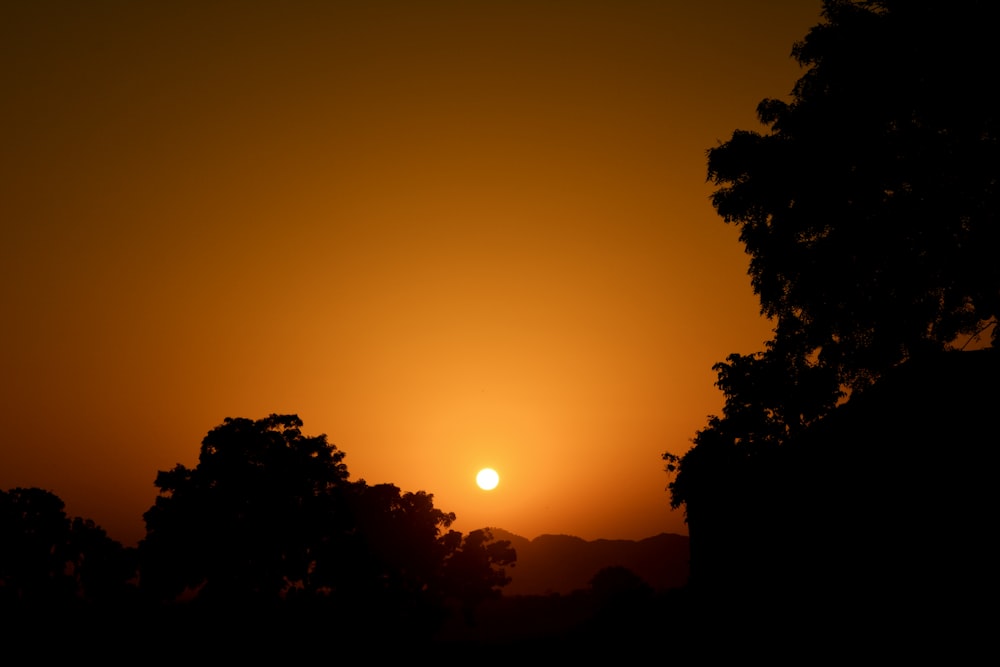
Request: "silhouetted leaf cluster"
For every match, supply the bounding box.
[668,0,999,514]
[138,413,515,626]
[140,414,352,603]
[663,2,998,652]
[707,0,998,390]
[2,414,515,640]
[0,487,136,609]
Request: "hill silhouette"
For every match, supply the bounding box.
[490,529,689,596]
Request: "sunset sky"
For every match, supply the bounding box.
[1,1,823,546]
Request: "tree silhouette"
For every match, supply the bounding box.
[140,413,516,628]
[0,487,135,609]
[706,0,998,390]
[323,482,458,623]
[440,528,516,624]
[0,487,77,606]
[668,0,999,517]
[662,9,1000,637]
[140,414,351,603]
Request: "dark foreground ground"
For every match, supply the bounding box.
[6,584,985,664]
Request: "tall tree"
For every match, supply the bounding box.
[440,528,516,624]
[0,487,134,608]
[140,413,516,622]
[140,414,351,602]
[668,0,998,522]
[707,0,998,390]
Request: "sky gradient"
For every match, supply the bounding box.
[1,1,822,545]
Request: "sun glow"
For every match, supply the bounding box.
[476,468,499,491]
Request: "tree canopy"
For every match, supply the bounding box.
[707,0,998,390]
[668,0,999,515]
[0,487,135,608]
[140,414,351,602]
[140,413,515,622]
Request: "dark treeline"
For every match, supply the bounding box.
[3,415,689,658]
[2,414,518,654]
[665,0,997,657]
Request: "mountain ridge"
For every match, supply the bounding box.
[486,528,689,596]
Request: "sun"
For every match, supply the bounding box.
[476,468,499,491]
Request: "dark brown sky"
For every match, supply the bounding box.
[1,1,823,545]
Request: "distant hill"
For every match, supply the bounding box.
[489,529,689,596]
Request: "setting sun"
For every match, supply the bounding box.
[476,468,500,491]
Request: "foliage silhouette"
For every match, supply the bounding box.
[0,487,135,609]
[440,528,516,624]
[663,5,999,651]
[141,414,350,603]
[705,0,999,391]
[668,0,999,516]
[139,413,515,630]
[322,481,460,629]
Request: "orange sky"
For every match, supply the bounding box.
[1,1,822,545]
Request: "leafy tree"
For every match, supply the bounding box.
[65,517,137,605]
[324,482,457,609]
[0,487,77,606]
[140,413,516,623]
[666,339,840,521]
[668,0,999,518]
[663,5,999,613]
[707,0,998,390]
[0,487,135,608]
[140,414,351,603]
[440,528,516,623]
